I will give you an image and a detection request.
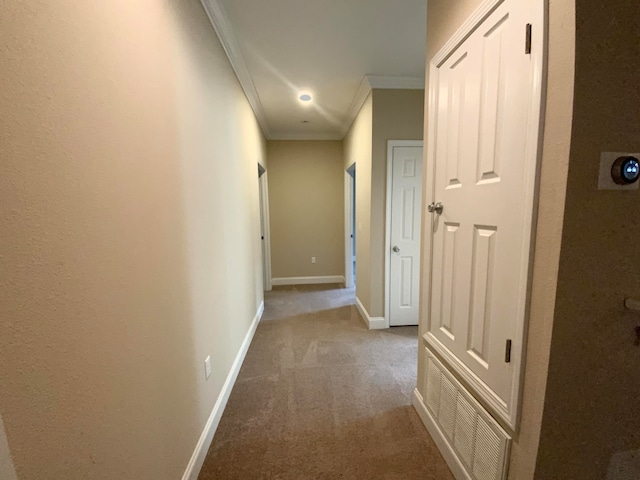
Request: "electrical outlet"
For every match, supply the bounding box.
[204,356,212,380]
[311,257,316,264]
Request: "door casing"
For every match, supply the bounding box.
[385,140,424,327]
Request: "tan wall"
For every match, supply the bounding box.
[420,1,576,479]
[0,1,266,479]
[425,0,487,53]
[0,415,17,480]
[509,1,575,477]
[267,141,345,279]
[344,94,373,311]
[370,89,424,317]
[343,90,423,317]
[535,1,640,477]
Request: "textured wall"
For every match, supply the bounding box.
[267,141,345,279]
[509,1,575,477]
[370,89,424,317]
[535,0,640,477]
[343,94,373,312]
[0,0,266,478]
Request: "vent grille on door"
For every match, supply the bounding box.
[425,351,511,480]
[454,394,476,467]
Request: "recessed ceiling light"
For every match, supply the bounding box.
[298,92,313,103]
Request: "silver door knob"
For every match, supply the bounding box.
[392,246,400,253]
[427,202,444,215]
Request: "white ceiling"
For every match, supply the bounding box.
[202,0,427,140]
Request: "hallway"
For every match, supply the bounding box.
[199,285,453,479]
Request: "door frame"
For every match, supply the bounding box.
[344,164,356,288]
[385,140,424,326]
[258,169,272,291]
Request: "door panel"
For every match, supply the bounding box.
[426,0,539,423]
[402,187,416,240]
[477,14,509,184]
[438,222,459,340]
[467,225,497,367]
[389,145,423,326]
[445,52,469,189]
[400,257,413,307]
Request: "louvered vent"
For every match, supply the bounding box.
[473,416,501,480]
[439,375,457,439]
[454,394,476,467]
[426,358,442,414]
[424,352,510,480]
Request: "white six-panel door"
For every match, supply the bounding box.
[388,144,423,326]
[424,0,544,429]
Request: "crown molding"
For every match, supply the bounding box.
[343,76,374,136]
[200,0,272,138]
[342,74,425,136]
[269,132,344,141]
[198,2,424,141]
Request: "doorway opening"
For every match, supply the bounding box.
[345,163,356,288]
[258,163,272,291]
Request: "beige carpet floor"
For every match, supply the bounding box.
[198,284,453,480]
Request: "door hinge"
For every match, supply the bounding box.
[505,339,512,363]
[525,24,532,54]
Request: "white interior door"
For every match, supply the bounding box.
[388,143,423,327]
[424,0,543,428]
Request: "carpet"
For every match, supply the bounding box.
[198,284,453,480]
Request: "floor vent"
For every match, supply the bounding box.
[425,351,510,480]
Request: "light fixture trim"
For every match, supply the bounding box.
[298,91,313,103]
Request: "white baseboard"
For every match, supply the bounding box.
[412,389,471,480]
[355,296,388,330]
[271,275,345,286]
[182,301,264,480]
